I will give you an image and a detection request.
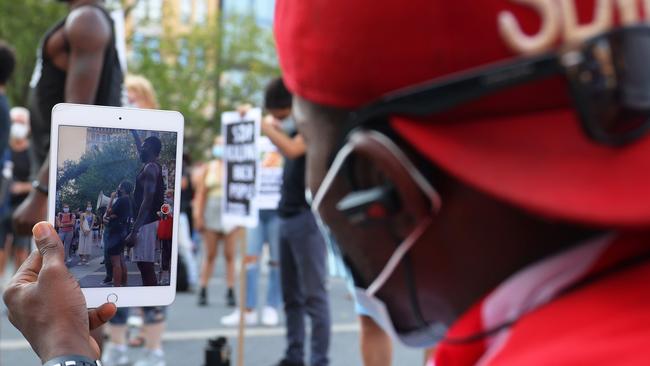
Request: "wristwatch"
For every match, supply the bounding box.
[32,180,48,195]
[42,355,101,366]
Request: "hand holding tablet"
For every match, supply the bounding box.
[3,221,117,362]
[48,103,184,308]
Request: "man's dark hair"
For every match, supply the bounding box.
[144,136,162,156]
[0,40,16,86]
[119,180,134,195]
[264,77,292,109]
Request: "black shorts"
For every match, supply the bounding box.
[106,230,127,256]
[0,214,31,251]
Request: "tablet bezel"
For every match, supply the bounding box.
[50,103,184,308]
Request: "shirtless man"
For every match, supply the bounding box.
[13,0,123,236]
[126,132,165,286]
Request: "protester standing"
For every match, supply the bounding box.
[2,108,33,272]
[0,40,16,286]
[262,78,331,366]
[13,0,124,237]
[194,136,241,307]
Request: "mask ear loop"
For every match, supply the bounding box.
[353,131,441,296]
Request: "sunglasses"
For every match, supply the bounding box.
[348,25,650,146]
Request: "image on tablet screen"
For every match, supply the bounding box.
[56,125,177,288]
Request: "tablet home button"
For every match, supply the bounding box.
[107,293,118,304]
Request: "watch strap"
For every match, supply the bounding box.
[42,355,101,366]
[32,180,48,195]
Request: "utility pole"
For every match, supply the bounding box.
[213,0,225,128]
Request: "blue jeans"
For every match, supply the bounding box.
[280,210,330,366]
[246,209,281,309]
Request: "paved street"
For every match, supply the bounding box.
[1,251,424,365]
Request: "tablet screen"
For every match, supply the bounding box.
[56,125,178,288]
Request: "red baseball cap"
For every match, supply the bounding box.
[275,0,650,227]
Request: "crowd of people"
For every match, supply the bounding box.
[4,1,650,366]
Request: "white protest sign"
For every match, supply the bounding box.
[256,136,283,210]
[221,108,261,228]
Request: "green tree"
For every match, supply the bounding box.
[128,10,280,160]
[56,131,177,212]
[0,0,67,106]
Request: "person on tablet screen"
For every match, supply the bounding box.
[56,203,76,265]
[126,134,164,287]
[105,182,133,287]
[12,0,123,237]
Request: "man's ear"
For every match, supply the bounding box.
[338,130,440,234]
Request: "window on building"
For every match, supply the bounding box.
[148,0,163,22]
[181,0,192,24]
[196,0,208,24]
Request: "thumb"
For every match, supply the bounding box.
[32,221,65,268]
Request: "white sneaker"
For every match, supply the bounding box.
[133,350,166,366]
[220,309,258,326]
[261,306,280,326]
[101,343,129,366]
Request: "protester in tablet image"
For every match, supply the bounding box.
[56,203,76,265]
[0,107,33,284]
[125,134,165,287]
[106,182,133,288]
[78,201,96,266]
[194,135,242,307]
[12,0,124,237]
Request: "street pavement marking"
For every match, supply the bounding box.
[0,323,360,351]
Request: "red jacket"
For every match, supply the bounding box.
[432,234,650,366]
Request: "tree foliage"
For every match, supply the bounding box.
[128,10,280,160]
[56,131,176,213]
[0,0,67,106]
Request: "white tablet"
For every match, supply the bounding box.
[49,103,184,308]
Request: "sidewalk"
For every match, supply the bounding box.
[1,253,424,365]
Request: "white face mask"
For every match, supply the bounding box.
[63,207,70,213]
[281,116,297,135]
[86,207,92,211]
[311,131,445,348]
[10,123,29,140]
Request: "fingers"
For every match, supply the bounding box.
[7,250,43,285]
[32,222,65,268]
[88,303,117,330]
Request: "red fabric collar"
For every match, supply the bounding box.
[431,233,650,366]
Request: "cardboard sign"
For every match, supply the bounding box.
[221,109,261,227]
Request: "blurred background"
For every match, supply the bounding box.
[0,0,279,160]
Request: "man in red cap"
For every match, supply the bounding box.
[271,0,650,365]
[4,2,650,366]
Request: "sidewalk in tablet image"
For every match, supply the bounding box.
[66,236,168,287]
[1,253,423,365]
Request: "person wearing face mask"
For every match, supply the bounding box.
[56,203,76,264]
[0,107,32,282]
[194,135,242,307]
[261,78,331,366]
[77,201,96,266]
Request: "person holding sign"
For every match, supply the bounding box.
[221,132,283,327]
[194,136,241,307]
[262,78,331,366]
